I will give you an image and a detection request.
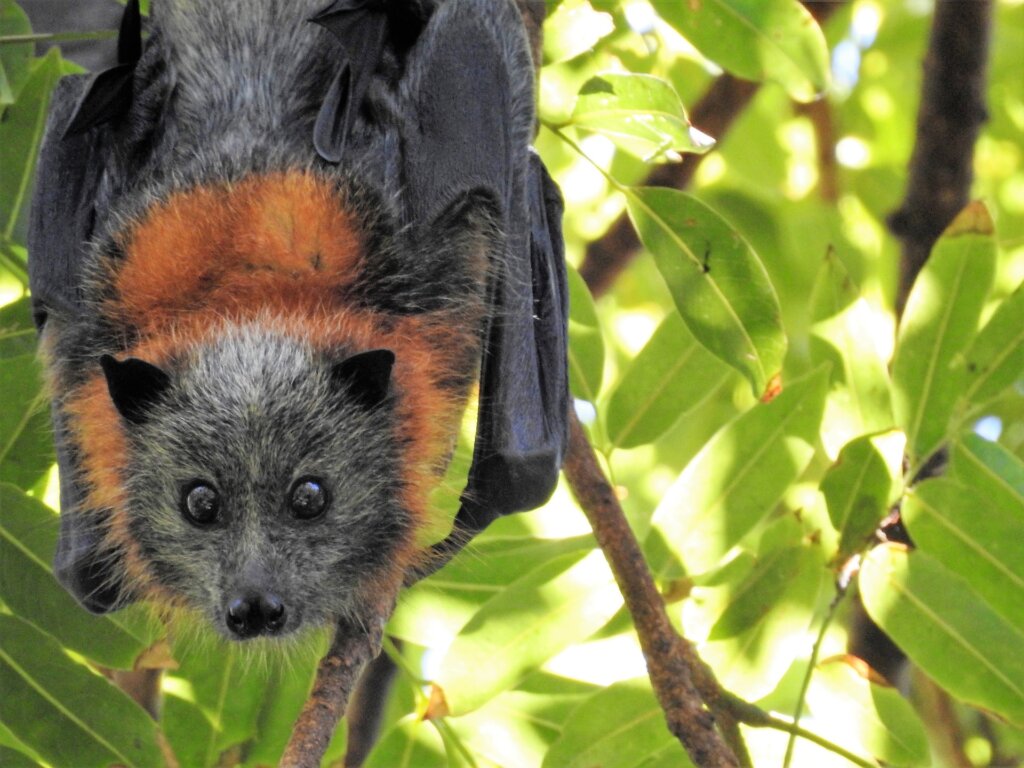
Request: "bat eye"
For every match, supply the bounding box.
[182,482,220,526]
[290,477,328,520]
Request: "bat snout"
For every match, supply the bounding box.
[224,591,288,639]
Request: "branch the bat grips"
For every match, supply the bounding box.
[28,0,568,640]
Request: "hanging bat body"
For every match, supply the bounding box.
[28,0,568,640]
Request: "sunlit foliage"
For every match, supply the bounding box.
[1,1,1023,766]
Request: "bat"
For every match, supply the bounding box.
[28,0,568,640]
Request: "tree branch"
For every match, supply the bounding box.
[280,600,394,768]
[851,0,995,688]
[563,412,741,766]
[888,0,993,313]
[563,411,881,767]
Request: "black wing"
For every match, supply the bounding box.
[29,73,126,612]
[393,0,569,564]
[455,153,568,533]
[28,3,143,613]
[28,75,108,328]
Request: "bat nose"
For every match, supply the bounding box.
[225,592,287,638]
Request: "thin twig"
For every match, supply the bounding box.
[783,586,847,767]
[563,412,740,767]
[725,693,877,768]
[0,30,118,46]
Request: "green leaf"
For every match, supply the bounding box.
[626,188,785,399]
[163,641,273,767]
[0,63,11,109]
[542,679,694,768]
[697,542,825,698]
[657,0,830,102]
[0,614,163,768]
[0,354,53,489]
[435,549,622,715]
[0,48,62,243]
[0,240,29,287]
[0,722,45,767]
[423,399,476,547]
[903,478,1024,630]
[809,249,857,324]
[806,660,930,767]
[650,365,828,574]
[543,0,614,65]
[0,0,32,106]
[448,672,599,767]
[892,202,997,465]
[365,717,446,768]
[606,312,732,448]
[707,545,815,640]
[389,531,594,646]
[240,657,318,767]
[0,745,39,768]
[951,435,1024,506]
[570,73,713,161]
[426,533,595,595]
[860,544,1024,726]
[820,431,904,564]
[958,281,1024,409]
[0,297,36,358]
[809,254,895,457]
[161,695,216,768]
[0,485,151,669]
[567,264,604,403]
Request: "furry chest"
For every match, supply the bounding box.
[109,170,366,332]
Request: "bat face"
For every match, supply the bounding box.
[104,324,410,639]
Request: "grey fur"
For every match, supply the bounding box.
[123,321,408,635]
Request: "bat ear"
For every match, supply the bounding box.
[99,355,172,424]
[62,0,143,137]
[331,349,395,408]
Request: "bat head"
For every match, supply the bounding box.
[99,323,408,640]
